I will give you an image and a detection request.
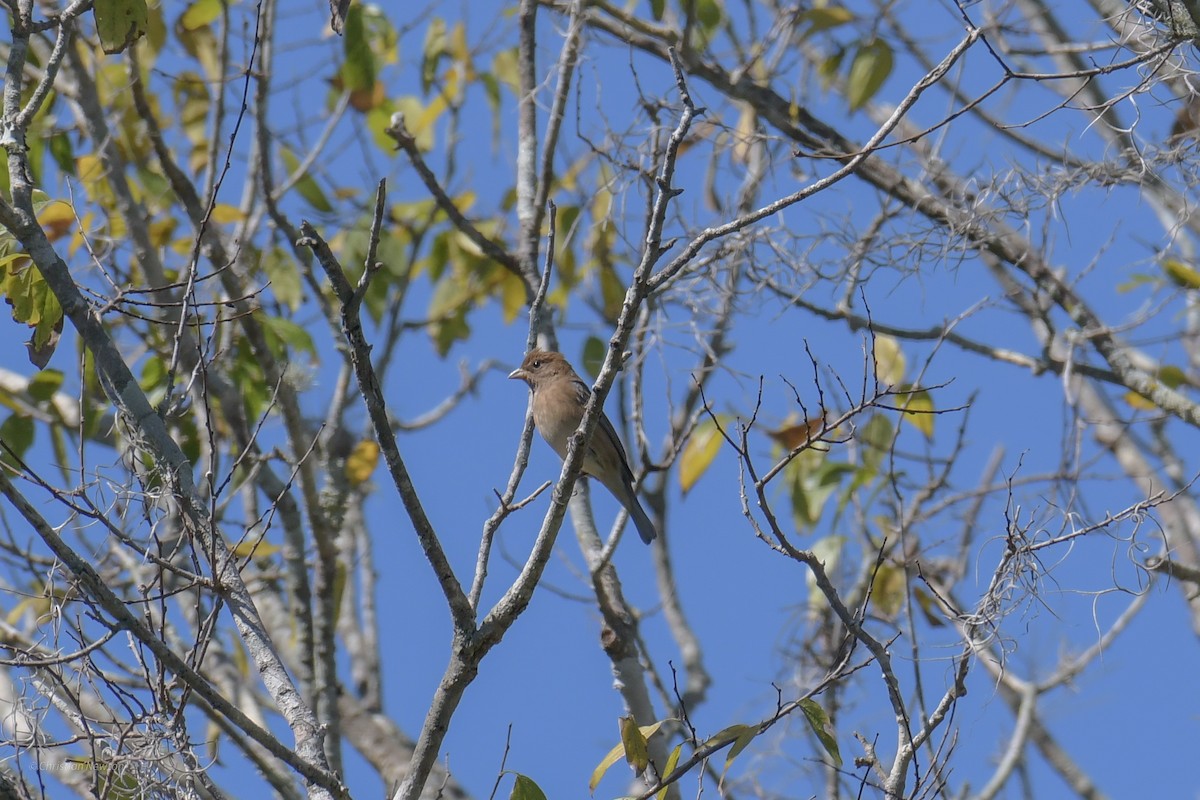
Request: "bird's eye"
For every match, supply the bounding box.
[531,359,542,369]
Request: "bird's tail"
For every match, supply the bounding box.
[628,494,657,544]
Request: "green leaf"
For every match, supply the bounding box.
[722,725,759,782]
[50,424,71,485]
[695,0,723,31]
[279,148,333,214]
[582,336,606,379]
[260,247,303,312]
[481,72,502,139]
[791,456,854,529]
[430,311,469,356]
[1157,365,1187,388]
[806,535,845,612]
[847,38,893,111]
[856,413,892,476]
[48,133,74,174]
[553,204,581,286]
[94,0,148,54]
[509,774,547,800]
[913,587,946,627]
[259,314,317,357]
[341,4,378,96]
[427,264,480,355]
[27,369,64,402]
[703,723,752,748]
[799,698,843,767]
[818,48,846,91]
[331,560,348,628]
[140,355,168,407]
[231,338,269,421]
[704,722,760,790]
[598,264,625,323]
[421,19,448,94]
[650,0,666,20]
[0,414,34,464]
[367,101,401,152]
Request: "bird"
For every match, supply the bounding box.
[508,349,657,544]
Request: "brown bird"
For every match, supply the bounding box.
[509,349,656,543]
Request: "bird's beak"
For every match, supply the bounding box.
[508,367,527,381]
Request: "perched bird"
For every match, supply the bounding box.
[509,349,657,543]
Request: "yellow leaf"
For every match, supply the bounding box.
[620,716,649,773]
[897,387,934,438]
[205,719,222,762]
[589,719,667,792]
[1163,258,1200,289]
[76,155,106,196]
[655,745,682,800]
[498,270,526,323]
[1124,365,1190,411]
[873,334,905,386]
[870,563,905,619]
[230,540,281,559]
[345,440,380,486]
[69,211,95,257]
[680,416,728,493]
[37,201,75,243]
[180,0,221,30]
[492,47,519,92]
[393,95,446,152]
[448,22,471,68]
[799,6,856,36]
[454,190,477,213]
[148,217,177,249]
[598,264,624,322]
[209,203,244,224]
[731,102,757,165]
[6,598,32,626]
[1123,391,1156,410]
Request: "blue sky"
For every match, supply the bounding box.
[4,1,1199,798]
